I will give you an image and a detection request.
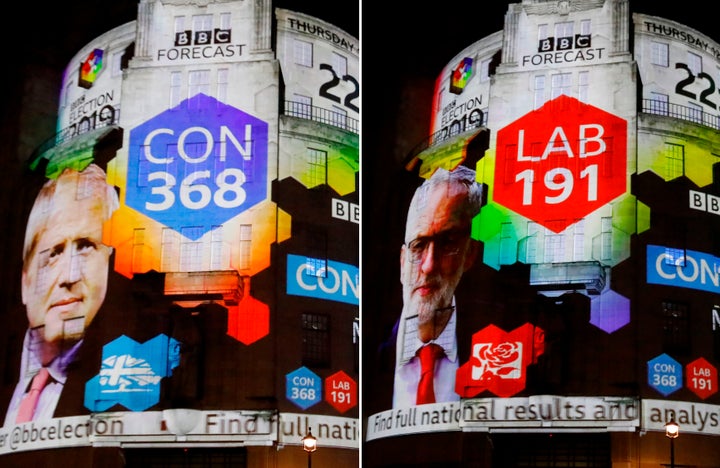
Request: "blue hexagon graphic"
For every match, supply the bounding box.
[647,353,683,397]
[127,93,269,240]
[286,366,322,410]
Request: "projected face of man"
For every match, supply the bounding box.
[400,177,478,343]
[21,176,111,364]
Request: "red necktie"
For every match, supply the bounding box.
[16,367,50,423]
[416,343,445,405]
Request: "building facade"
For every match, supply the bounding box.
[364,0,720,466]
[0,0,358,466]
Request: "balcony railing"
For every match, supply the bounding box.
[641,99,720,130]
[406,110,487,161]
[284,101,358,134]
[30,107,121,164]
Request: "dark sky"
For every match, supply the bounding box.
[17,0,357,69]
[369,1,720,81]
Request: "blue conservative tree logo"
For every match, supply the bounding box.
[85,334,181,412]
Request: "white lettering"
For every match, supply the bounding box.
[578,124,606,158]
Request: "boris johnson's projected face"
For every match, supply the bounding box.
[21,180,112,357]
[400,179,477,342]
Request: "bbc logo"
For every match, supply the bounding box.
[175,29,231,47]
[689,189,720,215]
[332,198,360,224]
[537,34,591,53]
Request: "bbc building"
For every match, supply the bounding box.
[0,0,358,466]
[363,0,720,467]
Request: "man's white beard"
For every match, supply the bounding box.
[407,281,455,335]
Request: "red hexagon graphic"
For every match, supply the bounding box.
[226,284,269,345]
[324,370,357,413]
[494,95,627,233]
[686,357,717,400]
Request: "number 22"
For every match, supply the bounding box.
[319,63,359,113]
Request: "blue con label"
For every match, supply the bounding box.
[286,254,359,305]
[647,245,720,294]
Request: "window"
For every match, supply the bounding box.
[180,227,204,271]
[649,91,669,114]
[192,14,212,34]
[219,12,231,30]
[210,225,224,270]
[305,257,327,277]
[137,161,150,188]
[302,313,330,367]
[188,69,210,99]
[687,51,702,75]
[293,39,313,67]
[525,222,542,263]
[538,24,549,41]
[173,16,188,47]
[499,222,515,265]
[174,16,185,34]
[330,105,347,129]
[170,71,182,108]
[580,19,591,35]
[304,224,327,277]
[661,301,690,355]
[63,81,72,107]
[555,21,573,39]
[162,228,180,271]
[291,94,312,118]
[664,143,685,180]
[480,58,491,82]
[600,217,612,261]
[534,75,546,109]
[111,51,123,77]
[650,41,669,67]
[578,71,589,102]
[331,52,347,77]
[132,228,145,272]
[217,68,228,103]
[664,247,686,267]
[307,148,327,187]
[239,224,252,270]
[572,219,584,261]
[544,230,565,263]
[688,101,703,124]
[551,72,571,99]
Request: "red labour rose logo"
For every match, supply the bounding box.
[456,323,545,398]
[494,95,627,233]
[472,342,522,380]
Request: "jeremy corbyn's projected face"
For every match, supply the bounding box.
[21,168,114,363]
[400,176,478,343]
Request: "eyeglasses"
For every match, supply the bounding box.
[405,229,469,264]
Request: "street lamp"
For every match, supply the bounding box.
[665,420,679,468]
[302,428,317,468]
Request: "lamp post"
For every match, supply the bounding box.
[665,420,679,468]
[302,428,317,468]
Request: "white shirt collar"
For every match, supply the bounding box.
[398,299,458,365]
